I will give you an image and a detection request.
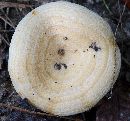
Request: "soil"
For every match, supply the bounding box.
[0,0,130,121]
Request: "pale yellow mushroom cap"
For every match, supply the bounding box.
[8,1,121,116]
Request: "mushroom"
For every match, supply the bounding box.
[8,1,121,116]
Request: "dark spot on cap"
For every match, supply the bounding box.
[89,42,101,52]
[73,64,74,65]
[48,98,51,100]
[50,54,52,55]
[94,55,95,58]
[58,49,65,56]
[54,63,67,70]
[64,37,68,40]
[61,63,67,69]
[45,32,46,34]
[83,51,86,52]
[87,49,88,51]
[71,86,72,87]
[54,63,61,70]
[55,82,57,83]
[33,93,34,95]
[74,50,78,53]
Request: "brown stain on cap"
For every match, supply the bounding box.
[58,49,65,56]
[32,10,37,15]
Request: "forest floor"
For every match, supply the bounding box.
[0,0,130,121]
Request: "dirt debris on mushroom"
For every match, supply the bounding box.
[8,1,121,116]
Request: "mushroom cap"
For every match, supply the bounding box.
[8,1,121,116]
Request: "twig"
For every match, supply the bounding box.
[15,8,22,20]
[0,30,14,32]
[117,0,123,29]
[122,57,130,67]
[0,103,82,121]
[114,1,127,36]
[1,35,10,46]
[1,9,16,29]
[102,0,113,14]
[0,2,32,8]
[0,16,15,29]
